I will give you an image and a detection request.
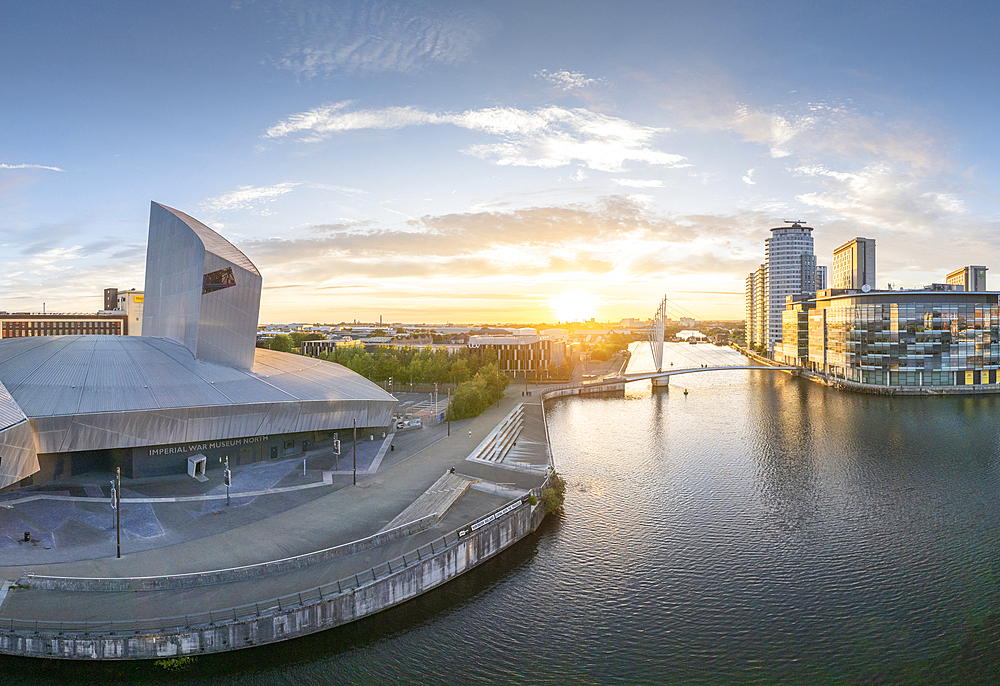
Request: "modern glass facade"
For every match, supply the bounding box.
[779,297,812,364]
[800,291,1000,387]
[764,225,816,352]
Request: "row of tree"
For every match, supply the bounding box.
[318,345,500,386]
[316,344,510,420]
[446,363,510,421]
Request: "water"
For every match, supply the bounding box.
[4,343,1000,685]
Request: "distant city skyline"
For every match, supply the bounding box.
[2,1,998,323]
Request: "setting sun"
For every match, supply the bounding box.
[550,290,598,323]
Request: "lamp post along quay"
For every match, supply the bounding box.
[353,418,357,486]
[111,467,121,559]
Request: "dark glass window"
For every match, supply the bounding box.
[203,267,237,294]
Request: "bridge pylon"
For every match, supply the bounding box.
[648,295,669,388]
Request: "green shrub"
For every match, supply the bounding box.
[541,471,566,514]
[154,656,195,671]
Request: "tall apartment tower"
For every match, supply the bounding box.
[745,263,768,348]
[764,223,816,352]
[945,266,987,292]
[832,237,876,290]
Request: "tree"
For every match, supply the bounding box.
[290,332,325,346]
[269,335,292,353]
[445,363,510,421]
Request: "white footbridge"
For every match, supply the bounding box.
[604,295,794,388]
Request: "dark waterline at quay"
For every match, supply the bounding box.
[3,343,999,685]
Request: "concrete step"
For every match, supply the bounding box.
[379,471,478,532]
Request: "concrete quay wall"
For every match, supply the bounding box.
[541,382,625,400]
[19,515,436,593]
[0,499,547,660]
[732,344,1000,396]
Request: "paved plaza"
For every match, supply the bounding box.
[0,388,551,625]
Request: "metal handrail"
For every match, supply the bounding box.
[0,494,537,638]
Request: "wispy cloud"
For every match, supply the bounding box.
[0,163,64,172]
[742,168,755,186]
[268,0,485,77]
[613,178,663,188]
[637,69,948,170]
[200,182,300,213]
[266,103,687,172]
[536,69,605,91]
[793,163,966,232]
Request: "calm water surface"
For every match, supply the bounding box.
[5,344,1000,685]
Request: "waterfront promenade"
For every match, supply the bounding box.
[0,388,552,657]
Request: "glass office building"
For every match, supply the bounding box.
[804,290,1000,387]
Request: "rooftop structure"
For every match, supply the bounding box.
[143,202,262,371]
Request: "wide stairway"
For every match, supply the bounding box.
[466,403,524,465]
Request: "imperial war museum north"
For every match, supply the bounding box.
[0,202,396,490]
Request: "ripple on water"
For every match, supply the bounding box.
[9,345,1000,685]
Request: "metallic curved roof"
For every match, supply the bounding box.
[0,335,393,418]
[154,202,260,276]
[0,379,27,432]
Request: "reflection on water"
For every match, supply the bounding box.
[3,342,999,685]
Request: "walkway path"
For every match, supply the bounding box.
[0,387,550,627]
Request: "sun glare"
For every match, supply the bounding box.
[550,290,598,323]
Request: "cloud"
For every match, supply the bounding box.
[200,182,300,213]
[536,69,605,91]
[234,196,777,295]
[742,168,755,186]
[268,0,485,77]
[0,163,64,172]
[266,103,687,172]
[636,69,948,170]
[793,164,966,232]
[613,178,663,188]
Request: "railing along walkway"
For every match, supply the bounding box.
[0,491,542,638]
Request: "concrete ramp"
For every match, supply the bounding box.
[379,471,478,532]
[0,581,12,610]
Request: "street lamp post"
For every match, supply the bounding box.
[114,467,121,558]
[447,387,451,436]
[224,456,232,507]
[353,418,357,486]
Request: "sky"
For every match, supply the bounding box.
[2,0,999,325]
